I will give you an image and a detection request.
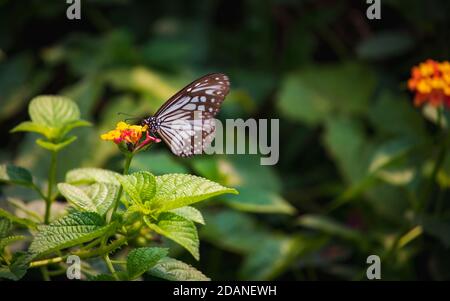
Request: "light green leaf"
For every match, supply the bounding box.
[57,183,97,212]
[59,120,91,138]
[66,168,120,186]
[0,208,36,229]
[144,213,199,260]
[36,136,77,152]
[0,218,12,238]
[118,171,156,205]
[28,95,80,128]
[10,121,53,139]
[127,247,168,279]
[85,183,119,215]
[0,164,33,187]
[223,188,296,215]
[170,207,205,225]
[58,183,118,215]
[29,212,111,255]
[148,257,210,281]
[153,174,238,212]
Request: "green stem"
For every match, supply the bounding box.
[103,254,119,280]
[44,151,58,224]
[108,154,133,222]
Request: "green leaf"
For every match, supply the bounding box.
[0,252,31,280]
[118,171,156,205]
[127,247,168,279]
[10,121,53,139]
[278,63,375,125]
[57,183,97,212]
[0,164,33,187]
[88,274,117,281]
[28,95,80,128]
[368,138,416,173]
[148,257,210,281]
[85,183,119,215]
[0,235,26,252]
[144,213,199,260]
[0,208,37,229]
[239,236,303,280]
[58,183,118,215]
[153,174,238,212]
[66,168,120,186]
[59,120,91,138]
[297,214,364,242]
[0,218,12,238]
[36,136,77,152]
[170,207,205,225]
[29,212,111,255]
[222,188,296,215]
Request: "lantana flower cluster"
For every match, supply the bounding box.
[408,59,450,108]
[101,121,160,152]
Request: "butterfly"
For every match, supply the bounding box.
[142,73,230,157]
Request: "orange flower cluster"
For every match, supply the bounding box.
[408,59,450,108]
[101,121,147,145]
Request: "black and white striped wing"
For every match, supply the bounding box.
[154,73,230,157]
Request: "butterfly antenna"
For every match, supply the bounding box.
[117,112,141,123]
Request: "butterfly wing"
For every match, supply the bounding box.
[154,73,230,157]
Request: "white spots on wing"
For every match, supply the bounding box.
[209,107,213,112]
[200,96,206,102]
[183,103,196,110]
[187,87,192,92]
[198,105,205,111]
[211,98,215,103]
[191,96,199,103]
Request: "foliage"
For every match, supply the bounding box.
[1,0,450,281]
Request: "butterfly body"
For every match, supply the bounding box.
[141,73,230,157]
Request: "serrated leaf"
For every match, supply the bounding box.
[36,136,77,152]
[144,213,199,260]
[29,212,111,255]
[58,183,97,212]
[148,257,210,281]
[153,174,238,212]
[170,207,205,225]
[127,247,168,279]
[0,235,26,251]
[0,218,12,238]
[29,95,80,128]
[66,168,120,186]
[0,208,37,229]
[58,183,118,215]
[85,183,119,215]
[0,164,33,187]
[118,171,156,205]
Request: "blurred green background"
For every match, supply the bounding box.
[1,0,450,280]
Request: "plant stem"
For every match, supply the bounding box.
[108,154,133,223]
[44,151,58,224]
[103,254,119,280]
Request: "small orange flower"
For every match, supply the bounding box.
[408,59,450,108]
